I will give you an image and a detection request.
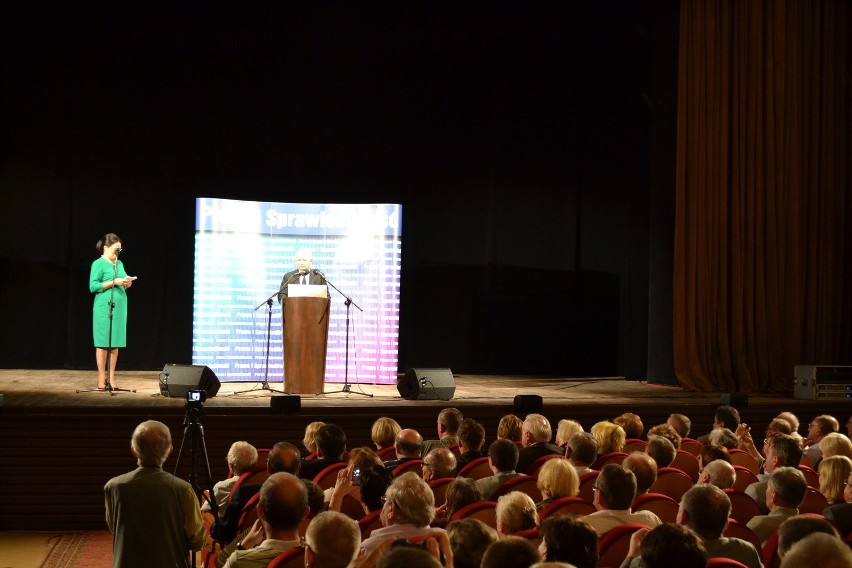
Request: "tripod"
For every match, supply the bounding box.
[320,276,372,397]
[77,255,135,395]
[233,293,286,395]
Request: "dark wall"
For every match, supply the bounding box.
[0,3,676,378]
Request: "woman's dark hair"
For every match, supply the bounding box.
[541,514,598,568]
[359,465,394,511]
[445,477,483,519]
[96,233,121,254]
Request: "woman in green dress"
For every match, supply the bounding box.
[89,233,133,389]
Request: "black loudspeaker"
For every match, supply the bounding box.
[398,368,455,400]
[271,395,301,414]
[514,394,543,414]
[160,364,221,398]
[720,393,748,407]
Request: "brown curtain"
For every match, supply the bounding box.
[674,0,851,393]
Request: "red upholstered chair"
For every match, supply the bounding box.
[312,462,347,490]
[376,446,397,459]
[267,547,306,568]
[632,492,680,523]
[225,465,269,504]
[339,493,367,521]
[731,465,760,492]
[578,471,600,503]
[597,523,651,568]
[648,467,693,501]
[490,475,543,503]
[254,448,270,470]
[724,489,764,524]
[624,438,648,453]
[513,527,542,548]
[392,459,424,477]
[538,496,596,520]
[670,450,700,482]
[237,492,261,535]
[723,518,762,552]
[679,437,704,456]
[526,453,565,476]
[798,486,829,514]
[449,501,498,529]
[428,477,455,508]
[761,529,781,568]
[446,443,462,457]
[728,449,760,475]
[457,456,492,480]
[358,509,384,539]
[798,464,819,488]
[706,559,749,568]
[592,452,628,469]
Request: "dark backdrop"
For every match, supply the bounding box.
[0,2,677,380]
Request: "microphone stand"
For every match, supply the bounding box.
[319,272,372,397]
[232,291,287,395]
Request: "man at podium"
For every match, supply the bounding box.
[277,248,327,304]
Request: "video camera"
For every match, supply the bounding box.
[187,390,207,403]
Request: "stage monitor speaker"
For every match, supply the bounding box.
[398,368,455,400]
[514,394,543,414]
[720,393,748,407]
[160,364,221,398]
[271,395,301,414]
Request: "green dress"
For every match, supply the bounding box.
[90,257,129,348]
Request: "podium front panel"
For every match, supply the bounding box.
[283,296,330,394]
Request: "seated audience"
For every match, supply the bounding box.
[777,514,839,559]
[555,419,584,448]
[302,479,326,518]
[818,455,852,505]
[476,438,524,500]
[645,435,676,468]
[203,441,258,514]
[708,427,739,450]
[440,477,483,521]
[384,428,424,473]
[590,420,626,455]
[422,407,463,456]
[736,418,792,466]
[328,462,394,516]
[300,423,347,480]
[304,511,361,568]
[446,518,499,568]
[481,536,541,568]
[667,413,692,438]
[647,423,682,449]
[698,444,732,471]
[697,459,736,490]
[538,514,598,568]
[302,421,325,456]
[104,420,205,568]
[535,457,580,510]
[746,466,807,544]
[776,411,804,447]
[823,468,852,537]
[422,447,457,482]
[622,523,708,568]
[455,418,487,473]
[622,452,657,495]
[497,414,524,443]
[517,414,563,473]
[805,414,839,468]
[698,405,741,446]
[614,413,644,440]
[324,446,384,504]
[566,432,598,475]
[579,464,662,536]
[359,472,444,556]
[745,433,802,513]
[371,417,402,452]
[221,472,308,568]
[820,432,852,459]
[678,484,762,568]
[496,491,538,537]
[779,532,852,568]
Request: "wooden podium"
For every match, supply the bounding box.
[283,296,330,394]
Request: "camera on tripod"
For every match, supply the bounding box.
[186,390,207,403]
[184,390,206,420]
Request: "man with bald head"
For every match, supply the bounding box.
[384,428,424,474]
[222,472,309,568]
[277,248,327,304]
[698,459,737,489]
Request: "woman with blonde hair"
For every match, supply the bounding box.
[819,455,852,504]
[370,416,401,451]
[495,491,538,537]
[302,421,325,456]
[555,419,584,448]
[820,433,852,460]
[590,421,626,455]
[535,457,579,510]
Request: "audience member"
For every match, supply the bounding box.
[566,432,598,475]
[622,523,707,568]
[300,423,347,480]
[590,420,626,455]
[823,468,852,537]
[325,447,384,509]
[744,433,802,513]
[820,432,852,459]
[422,447,457,482]
[302,421,325,456]
[554,419,584,448]
[480,535,541,568]
[535,457,580,510]
[847,414,852,438]
[359,472,444,556]
[777,514,839,558]
[678,484,762,568]
[698,459,736,490]
[442,477,483,520]
[454,418,486,473]
[579,464,662,536]
[645,435,675,468]
[371,417,402,452]
[818,455,852,504]
[776,411,804,446]
[304,511,361,568]
[422,407,463,456]
[496,491,538,537]
[805,414,839,468]
[698,444,731,471]
[538,515,598,568]
[221,472,308,568]
[667,413,692,438]
[746,466,807,544]
[497,414,524,443]
[104,420,205,568]
[384,428,424,473]
[376,545,442,568]
[203,441,259,514]
[446,518,498,568]
[623,452,657,495]
[646,423,682,449]
[779,532,852,568]
[698,405,741,445]
[517,414,563,473]
[614,413,644,439]
[708,427,739,450]
[476,438,524,500]
[302,479,326,518]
